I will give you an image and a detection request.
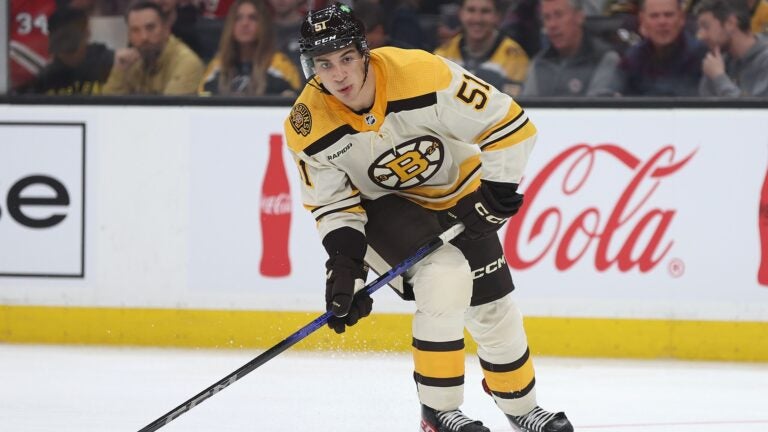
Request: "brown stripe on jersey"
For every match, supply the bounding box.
[479,118,536,151]
[303,125,358,156]
[385,93,437,114]
[490,377,536,400]
[414,372,465,388]
[313,203,365,221]
[480,348,536,399]
[412,337,465,351]
[479,347,530,372]
[311,192,362,220]
[479,110,525,144]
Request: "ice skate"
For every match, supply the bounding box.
[420,404,490,432]
[507,406,573,432]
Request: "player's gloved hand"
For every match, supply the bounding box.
[449,180,524,241]
[325,255,372,334]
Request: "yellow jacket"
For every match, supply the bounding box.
[103,35,204,95]
[198,51,301,95]
[434,33,529,97]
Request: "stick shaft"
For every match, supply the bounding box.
[137,224,463,432]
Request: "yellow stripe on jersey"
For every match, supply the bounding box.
[481,348,536,394]
[413,348,466,379]
[480,118,537,152]
[475,102,525,143]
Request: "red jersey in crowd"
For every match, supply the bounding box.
[10,0,56,90]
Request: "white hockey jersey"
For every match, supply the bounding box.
[283,47,537,241]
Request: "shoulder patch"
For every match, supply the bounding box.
[290,103,312,136]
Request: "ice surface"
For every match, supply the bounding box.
[1,344,766,431]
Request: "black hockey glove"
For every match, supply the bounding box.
[449,180,524,241]
[325,255,372,334]
[322,227,372,334]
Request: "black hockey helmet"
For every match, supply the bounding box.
[298,2,370,79]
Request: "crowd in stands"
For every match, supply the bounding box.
[8,0,768,97]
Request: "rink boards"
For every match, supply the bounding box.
[0,104,766,361]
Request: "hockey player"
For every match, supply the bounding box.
[283,3,574,432]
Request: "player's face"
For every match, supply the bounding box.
[233,2,260,45]
[128,8,171,62]
[696,12,730,51]
[541,0,584,54]
[459,0,500,44]
[639,0,686,48]
[313,47,367,107]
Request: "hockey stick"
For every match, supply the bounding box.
[137,223,465,432]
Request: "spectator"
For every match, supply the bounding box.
[10,0,56,91]
[21,7,114,94]
[55,0,133,53]
[618,0,707,96]
[354,0,412,49]
[103,1,204,95]
[199,0,300,95]
[523,0,622,96]
[696,0,768,96]
[434,0,529,96]
[269,0,306,78]
[151,0,204,60]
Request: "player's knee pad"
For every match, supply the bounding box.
[466,294,529,361]
[409,244,473,316]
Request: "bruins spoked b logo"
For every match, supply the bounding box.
[289,103,312,136]
[368,136,444,190]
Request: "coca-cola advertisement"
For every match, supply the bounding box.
[259,134,292,277]
[506,109,767,321]
[506,143,695,274]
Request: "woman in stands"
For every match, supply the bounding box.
[199,0,300,96]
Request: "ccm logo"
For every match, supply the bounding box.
[314,35,337,45]
[475,203,506,224]
[472,255,507,279]
[0,175,69,228]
